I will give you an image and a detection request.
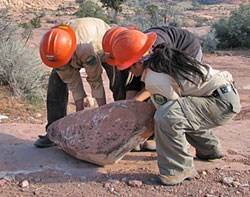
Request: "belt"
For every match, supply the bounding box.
[212,84,233,97]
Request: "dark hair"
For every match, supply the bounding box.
[144,43,207,88]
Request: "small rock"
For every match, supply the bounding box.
[121,177,127,182]
[19,180,29,188]
[232,181,240,187]
[108,187,115,192]
[103,182,111,188]
[128,180,143,187]
[205,194,217,197]
[0,179,7,187]
[0,115,8,122]
[239,183,249,188]
[36,113,42,118]
[28,117,36,124]
[221,176,234,185]
[108,179,120,184]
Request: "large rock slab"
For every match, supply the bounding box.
[47,100,156,166]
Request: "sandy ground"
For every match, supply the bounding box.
[0,52,249,196]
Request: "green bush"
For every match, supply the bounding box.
[212,4,250,49]
[74,0,110,23]
[200,29,218,53]
[0,13,48,100]
[196,0,223,5]
[19,15,42,29]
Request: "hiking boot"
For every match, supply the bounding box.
[159,168,197,186]
[34,135,56,148]
[132,145,142,152]
[131,139,156,152]
[196,150,224,160]
[142,140,156,151]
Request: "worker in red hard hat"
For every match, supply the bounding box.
[35,17,111,148]
[111,29,241,185]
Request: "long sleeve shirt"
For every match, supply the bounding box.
[141,64,234,109]
[56,17,110,102]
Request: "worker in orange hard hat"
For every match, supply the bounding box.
[35,17,111,148]
[101,25,138,101]
[111,29,241,185]
[103,26,205,152]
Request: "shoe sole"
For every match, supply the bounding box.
[34,142,56,148]
[160,170,197,186]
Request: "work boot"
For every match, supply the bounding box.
[159,168,197,186]
[132,139,156,152]
[196,150,224,160]
[132,145,142,152]
[142,140,156,151]
[34,135,56,148]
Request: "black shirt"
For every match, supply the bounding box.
[125,26,201,92]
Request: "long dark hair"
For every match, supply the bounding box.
[144,43,207,87]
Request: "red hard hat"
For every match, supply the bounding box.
[40,24,77,68]
[102,25,138,66]
[112,30,157,70]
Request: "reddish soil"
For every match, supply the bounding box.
[0,52,249,197]
[0,1,249,196]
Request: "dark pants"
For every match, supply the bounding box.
[102,63,128,101]
[46,69,68,130]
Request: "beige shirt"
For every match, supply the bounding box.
[141,64,234,109]
[56,17,110,101]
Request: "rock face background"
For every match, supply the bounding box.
[47,100,156,166]
[0,0,74,11]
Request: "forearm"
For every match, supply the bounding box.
[95,86,107,106]
[75,99,84,111]
[135,89,151,102]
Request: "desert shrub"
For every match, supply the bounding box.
[0,11,48,101]
[212,4,250,49]
[199,29,218,53]
[74,0,110,23]
[196,0,223,5]
[19,15,42,29]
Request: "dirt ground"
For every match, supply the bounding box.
[0,51,249,197]
[0,0,250,194]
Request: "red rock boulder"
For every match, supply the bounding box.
[47,100,156,166]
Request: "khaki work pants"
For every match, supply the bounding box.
[154,86,241,176]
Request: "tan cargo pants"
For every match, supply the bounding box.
[154,85,241,176]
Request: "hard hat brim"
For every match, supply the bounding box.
[40,24,77,68]
[116,32,157,70]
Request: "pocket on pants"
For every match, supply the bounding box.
[218,88,241,113]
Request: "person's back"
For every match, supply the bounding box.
[144,26,201,59]
[66,18,110,55]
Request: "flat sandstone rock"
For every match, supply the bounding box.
[47,100,156,166]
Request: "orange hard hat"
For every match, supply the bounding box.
[112,30,157,70]
[40,24,77,68]
[102,27,128,66]
[102,25,138,66]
